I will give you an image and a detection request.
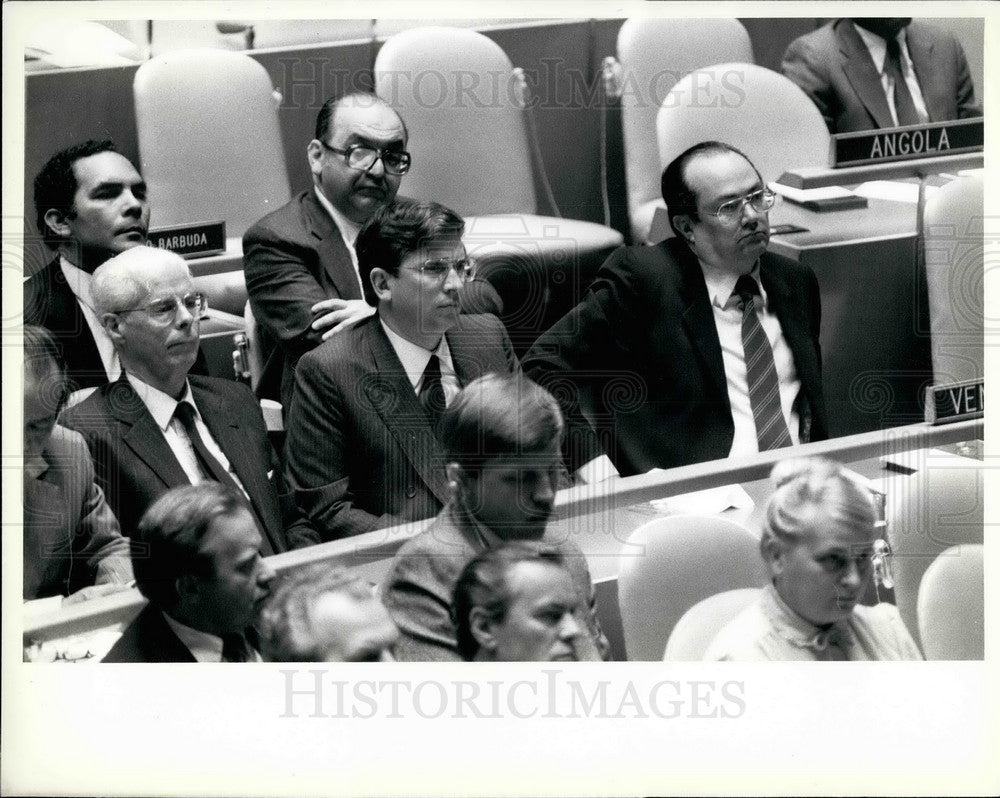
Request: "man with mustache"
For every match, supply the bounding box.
[782,18,981,134]
[243,92,500,408]
[525,142,826,479]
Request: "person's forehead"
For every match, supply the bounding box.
[401,235,465,262]
[143,261,194,295]
[686,150,761,205]
[506,561,576,605]
[487,446,561,472]
[71,151,142,191]
[311,590,394,648]
[330,101,406,145]
[199,508,261,564]
[799,517,874,553]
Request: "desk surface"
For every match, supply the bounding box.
[769,196,916,252]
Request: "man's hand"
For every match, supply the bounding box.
[310,298,376,340]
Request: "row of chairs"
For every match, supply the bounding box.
[619,465,984,660]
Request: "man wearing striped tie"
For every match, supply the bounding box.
[525,141,826,479]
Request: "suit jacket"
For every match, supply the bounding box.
[60,374,320,553]
[782,19,982,133]
[381,503,610,661]
[102,604,197,663]
[243,190,504,407]
[284,313,518,541]
[24,425,133,599]
[523,238,826,476]
[24,257,209,393]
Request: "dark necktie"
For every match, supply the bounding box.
[418,353,447,430]
[221,632,252,663]
[173,401,243,493]
[733,275,793,452]
[884,37,921,127]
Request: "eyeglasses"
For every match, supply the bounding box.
[320,142,412,175]
[707,188,777,222]
[114,292,208,325]
[406,257,477,283]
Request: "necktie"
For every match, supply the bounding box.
[418,354,447,430]
[173,401,243,493]
[884,37,921,127]
[733,275,793,451]
[221,632,252,663]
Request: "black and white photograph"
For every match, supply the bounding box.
[2,1,996,795]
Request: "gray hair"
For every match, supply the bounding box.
[91,246,190,317]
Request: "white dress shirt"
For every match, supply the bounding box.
[125,372,249,498]
[162,613,262,663]
[59,257,121,380]
[702,264,801,457]
[313,186,366,297]
[379,319,461,406]
[853,23,931,126]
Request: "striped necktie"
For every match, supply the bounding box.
[418,353,447,431]
[733,275,793,451]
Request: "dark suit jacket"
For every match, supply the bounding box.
[60,375,319,553]
[782,19,981,133]
[24,257,209,392]
[24,425,133,599]
[102,604,196,663]
[243,190,504,407]
[381,503,610,662]
[523,238,826,476]
[284,313,519,541]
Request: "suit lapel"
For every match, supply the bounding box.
[837,20,895,129]
[675,246,729,401]
[109,379,191,490]
[302,191,363,300]
[364,321,450,504]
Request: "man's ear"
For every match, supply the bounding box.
[369,267,392,302]
[43,208,73,240]
[175,573,202,602]
[672,214,695,244]
[760,532,785,578]
[101,312,124,341]
[306,140,325,179]
[469,606,498,655]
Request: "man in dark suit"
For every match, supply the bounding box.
[284,199,519,541]
[524,141,826,479]
[782,18,981,134]
[61,247,319,552]
[25,140,150,392]
[23,325,133,602]
[243,92,500,407]
[103,483,276,663]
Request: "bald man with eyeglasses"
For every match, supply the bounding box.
[243,92,501,409]
[525,141,827,478]
[60,247,320,551]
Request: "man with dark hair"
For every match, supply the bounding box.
[452,544,589,662]
[60,247,319,553]
[525,141,826,478]
[25,140,150,391]
[23,324,133,602]
[243,92,500,407]
[782,18,981,134]
[258,563,399,662]
[381,373,608,662]
[284,198,519,541]
[103,483,276,662]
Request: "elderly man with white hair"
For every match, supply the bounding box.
[60,246,319,552]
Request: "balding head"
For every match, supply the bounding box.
[92,246,190,317]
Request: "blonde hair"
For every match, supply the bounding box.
[762,457,877,552]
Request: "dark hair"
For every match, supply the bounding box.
[257,563,369,662]
[23,324,69,414]
[355,198,465,302]
[439,373,563,471]
[314,91,408,142]
[33,139,120,246]
[131,483,247,609]
[660,140,760,238]
[452,544,566,661]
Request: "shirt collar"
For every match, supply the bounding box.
[125,372,196,431]
[700,259,765,310]
[59,256,96,308]
[761,583,854,654]
[313,186,361,248]
[161,611,224,662]
[853,23,910,75]
[379,318,451,391]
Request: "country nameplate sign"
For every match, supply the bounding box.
[832,118,983,169]
[924,378,984,425]
[147,221,226,258]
